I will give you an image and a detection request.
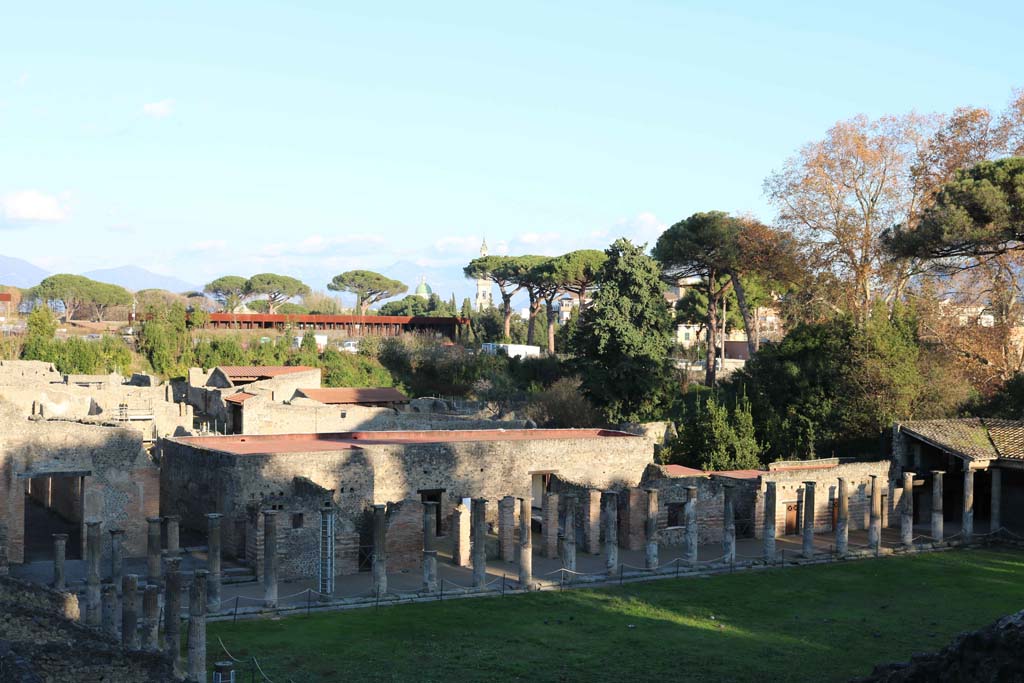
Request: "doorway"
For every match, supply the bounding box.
[785,503,799,535]
[23,474,84,562]
[419,489,444,535]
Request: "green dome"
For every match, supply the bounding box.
[415,278,432,298]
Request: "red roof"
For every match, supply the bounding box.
[662,464,764,480]
[223,392,256,404]
[174,429,637,455]
[217,366,317,381]
[297,387,409,405]
[0,293,12,302]
[205,313,467,325]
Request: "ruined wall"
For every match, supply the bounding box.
[0,406,158,566]
[161,431,653,576]
[240,398,527,435]
[187,368,322,427]
[641,466,759,544]
[753,459,895,537]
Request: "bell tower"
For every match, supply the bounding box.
[474,238,493,311]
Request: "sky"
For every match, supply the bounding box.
[2,1,1023,302]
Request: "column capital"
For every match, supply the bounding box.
[164,514,181,522]
[205,512,223,520]
[194,568,209,579]
[422,500,439,509]
[146,516,161,524]
[53,532,69,541]
[802,480,816,488]
[262,509,278,517]
[108,528,125,536]
[932,470,945,475]
[85,518,102,527]
[371,503,386,511]
[165,556,182,571]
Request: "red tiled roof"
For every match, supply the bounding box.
[662,464,764,480]
[297,387,409,405]
[217,366,317,381]
[173,429,637,455]
[223,392,256,404]
[663,465,705,477]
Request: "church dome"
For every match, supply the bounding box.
[415,277,432,299]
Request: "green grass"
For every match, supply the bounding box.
[208,549,1024,682]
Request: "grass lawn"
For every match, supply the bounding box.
[208,548,1024,682]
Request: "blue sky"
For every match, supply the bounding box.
[1,1,1022,300]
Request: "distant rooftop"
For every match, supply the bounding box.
[900,418,1024,461]
[216,366,317,382]
[662,464,762,480]
[173,428,637,456]
[296,387,409,405]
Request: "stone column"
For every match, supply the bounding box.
[644,489,658,570]
[52,533,68,591]
[901,472,915,546]
[206,513,222,612]
[142,584,159,650]
[518,496,532,589]
[318,507,335,601]
[931,471,944,540]
[763,482,777,562]
[471,498,487,588]
[584,489,602,555]
[371,505,387,596]
[101,582,119,638]
[109,528,124,588]
[991,468,1002,533]
[563,494,577,572]
[801,482,816,559]
[868,475,881,552]
[121,574,139,649]
[723,484,737,563]
[836,478,849,557]
[188,570,208,683]
[164,556,183,675]
[422,548,438,592]
[263,510,279,608]
[85,519,102,626]
[146,517,162,587]
[963,469,974,541]
[164,515,180,556]
[604,492,619,575]
[684,486,699,565]
[423,501,439,553]
[451,503,470,567]
[542,492,559,559]
[498,496,515,562]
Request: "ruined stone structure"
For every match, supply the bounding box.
[160,428,653,580]
[640,465,758,545]
[0,402,159,569]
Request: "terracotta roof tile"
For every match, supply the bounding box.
[217,366,317,381]
[983,419,1024,459]
[900,418,998,461]
[224,392,256,404]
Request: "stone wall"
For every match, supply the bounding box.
[186,367,322,429]
[641,465,759,544]
[0,575,175,682]
[161,430,653,578]
[0,403,159,566]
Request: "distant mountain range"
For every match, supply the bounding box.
[0,255,197,293]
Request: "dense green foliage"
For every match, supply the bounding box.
[571,239,675,422]
[666,393,761,470]
[29,274,132,322]
[209,549,1024,683]
[20,306,132,374]
[328,270,407,315]
[378,293,456,317]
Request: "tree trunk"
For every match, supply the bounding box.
[501,293,513,340]
[705,280,718,387]
[728,270,758,357]
[545,300,557,354]
[526,294,541,346]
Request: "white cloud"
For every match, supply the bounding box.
[142,99,174,118]
[14,73,28,87]
[0,190,67,223]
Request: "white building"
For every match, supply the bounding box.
[474,239,494,311]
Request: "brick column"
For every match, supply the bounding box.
[563,494,577,572]
[85,519,102,626]
[188,570,208,683]
[52,533,68,591]
[121,574,139,649]
[868,475,881,552]
[763,482,777,562]
[164,556,183,676]
[318,507,335,600]
[109,528,124,588]
[644,489,658,570]
[164,515,180,556]
[991,468,1002,532]
[723,484,737,563]
[584,489,601,555]
[801,482,815,559]
[101,582,119,638]
[471,498,487,588]
[604,492,618,575]
[518,496,532,589]
[963,469,974,541]
[684,486,698,565]
[206,513,222,612]
[836,478,849,557]
[146,517,162,587]
[542,492,559,559]
[901,472,915,546]
[371,505,387,596]
[142,584,159,650]
[498,496,516,562]
[451,503,470,567]
[263,510,279,608]
[931,471,944,540]
[423,501,439,553]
